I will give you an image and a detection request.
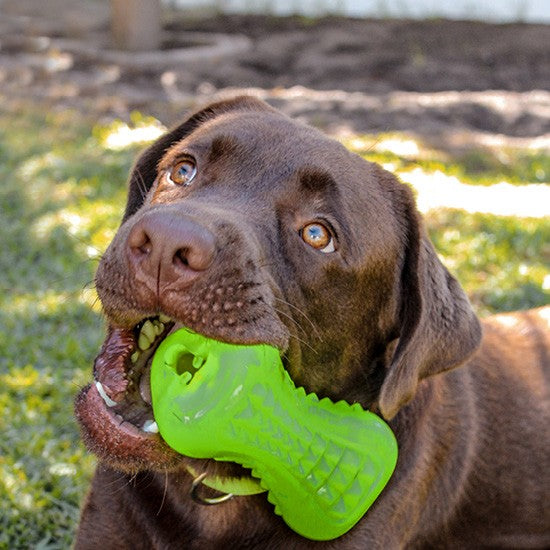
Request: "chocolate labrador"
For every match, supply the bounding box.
[74,96,550,548]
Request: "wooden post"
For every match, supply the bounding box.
[111,0,162,51]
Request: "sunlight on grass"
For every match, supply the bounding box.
[0,359,98,547]
[348,134,424,158]
[2,289,102,316]
[343,132,550,186]
[34,210,94,240]
[103,122,165,149]
[94,112,166,150]
[401,169,550,218]
[426,210,549,315]
[33,207,120,259]
[1,364,39,389]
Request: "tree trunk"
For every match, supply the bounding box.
[111,0,162,51]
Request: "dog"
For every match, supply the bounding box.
[74,96,549,548]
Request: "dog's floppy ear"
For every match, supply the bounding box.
[378,183,482,420]
[121,95,274,222]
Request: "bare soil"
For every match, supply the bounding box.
[1,4,549,149]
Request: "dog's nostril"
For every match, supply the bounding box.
[173,248,190,267]
[128,228,152,257]
[138,237,152,256]
[173,244,215,273]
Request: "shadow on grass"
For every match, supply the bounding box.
[0,106,139,548]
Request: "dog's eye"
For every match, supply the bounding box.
[166,158,197,186]
[300,222,336,253]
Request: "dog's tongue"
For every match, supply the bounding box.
[150,328,398,541]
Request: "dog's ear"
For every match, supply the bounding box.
[121,96,274,222]
[377,183,482,420]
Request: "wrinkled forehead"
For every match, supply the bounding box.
[163,109,352,177]
[162,106,397,219]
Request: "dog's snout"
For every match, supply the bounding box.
[126,212,216,288]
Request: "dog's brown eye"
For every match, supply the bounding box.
[167,159,197,186]
[300,222,335,253]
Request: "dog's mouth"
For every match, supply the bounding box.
[75,311,292,472]
[92,315,175,435]
[75,315,193,469]
[90,314,184,436]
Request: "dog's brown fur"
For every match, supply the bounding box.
[75,97,550,549]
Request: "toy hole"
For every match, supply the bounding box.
[175,352,196,377]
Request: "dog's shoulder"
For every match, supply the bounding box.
[471,306,549,402]
[481,306,550,361]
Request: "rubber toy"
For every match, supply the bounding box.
[150,328,398,541]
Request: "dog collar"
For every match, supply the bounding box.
[151,328,398,541]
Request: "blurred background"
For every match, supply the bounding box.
[0,0,548,547]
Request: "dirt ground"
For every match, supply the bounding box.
[1,1,549,151]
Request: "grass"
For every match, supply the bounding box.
[0,105,548,549]
[345,133,550,186]
[0,107,139,549]
[426,210,549,315]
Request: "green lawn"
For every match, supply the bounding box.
[0,105,548,549]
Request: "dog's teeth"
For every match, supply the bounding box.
[95,381,117,407]
[141,320,156,342]
[158,313,171,323]
[142,420,159,434]
[139,373,152,405]
[131,351,140,363]
[138,332,152,351]
[153,320,164,336]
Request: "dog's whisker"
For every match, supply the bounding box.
[135,169,150,202]
[106,472,146,496]
[156,470,169,516]
[53,223,106,258]
[266,309,319,356]
[140,170,151,199]
[271,305,306,335]
[104,472,131,494]
[128,472,140,487]
[273,297,322,341]
[82,279,97,290]
[90,294,101,309]
[272,305,324,348]
[359,135,384,155]
[135,471,157,492]
[272,307,320,351]
[289,331,320,356]
[130,471,158,491]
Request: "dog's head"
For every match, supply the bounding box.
[75,96,481,472]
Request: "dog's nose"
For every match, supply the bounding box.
[126,211,216,288]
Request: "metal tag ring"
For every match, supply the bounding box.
[190,472,234,506]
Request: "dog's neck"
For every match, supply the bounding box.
[119,467,296,547]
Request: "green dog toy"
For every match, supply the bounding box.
[150,328,398,541]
